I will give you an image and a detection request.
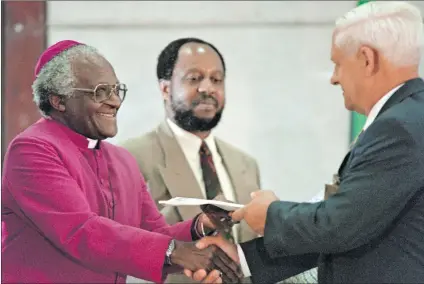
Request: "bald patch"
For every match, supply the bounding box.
[179,43,211,57]
[174,42,224,75]
[72,56,117,88]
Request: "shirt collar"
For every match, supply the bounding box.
[166,118,219,159]
[362,83,404,131]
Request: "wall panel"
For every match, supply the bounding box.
[2,1,46,160]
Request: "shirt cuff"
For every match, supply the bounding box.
[190,214,203,240]
[191,213,217,241]
[237,244,252,277]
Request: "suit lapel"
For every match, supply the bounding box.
[155,121,203,220]
[215,139,251,206]
[337,151,352,177]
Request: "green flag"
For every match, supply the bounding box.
[350,0,372,141]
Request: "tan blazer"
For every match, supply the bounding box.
[121,121,260,242]
[121,122,260,283]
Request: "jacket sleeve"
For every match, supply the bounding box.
[264,118,424,257]
[138,179,194,241]
[240,238,318,284]
[2,137,189,283]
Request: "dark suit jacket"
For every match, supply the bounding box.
[240,78,424,284]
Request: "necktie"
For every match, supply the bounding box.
[199,141,234,243]
[199,142,235,242]
[199,142,221,199]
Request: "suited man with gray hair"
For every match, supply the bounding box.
[186,2,424,283]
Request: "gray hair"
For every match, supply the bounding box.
[334,1,423,66]
[32,44,104,116]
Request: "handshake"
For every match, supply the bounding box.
[169,235,242,283]
[166,190,279,283]
[167,201,244,283]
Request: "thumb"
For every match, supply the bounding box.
[231,207,245,222]
[250,190,262,199]
[184,269,193,278]
[196,236,220,249]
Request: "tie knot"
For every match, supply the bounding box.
[199,142,211,156]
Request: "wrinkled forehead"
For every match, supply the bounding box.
[175,43,224,72]
[72,56,118,87]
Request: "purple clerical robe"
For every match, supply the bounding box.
[2,118,193,283]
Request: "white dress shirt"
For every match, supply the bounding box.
[237,83,405,278]
[166,119,240,242]
[362,83,404,131]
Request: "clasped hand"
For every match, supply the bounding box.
[171,236,242,283]
[169,212,243,283]
[183,190,279,283]
[179,235,240,283]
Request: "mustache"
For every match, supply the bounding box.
[191,92,218,107]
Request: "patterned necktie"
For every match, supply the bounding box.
[199,142,235,242]
[199,142,221,199]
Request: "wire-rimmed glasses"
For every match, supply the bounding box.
[72,83,127,103]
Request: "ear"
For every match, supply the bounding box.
[159,79,171,101]
[358,45,379,77]
[49,95,66,112]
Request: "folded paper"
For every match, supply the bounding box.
[159,197,244,211]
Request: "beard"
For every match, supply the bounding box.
[170,92,224,132]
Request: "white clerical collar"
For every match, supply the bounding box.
[87,138,99,149]
[362,83,404,131]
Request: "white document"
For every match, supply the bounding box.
[159,197,244,211]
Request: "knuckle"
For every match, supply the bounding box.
[205,258,212,266]
[204,254,212,263]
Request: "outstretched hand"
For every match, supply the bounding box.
[184,235,241,283]
[231,190,279,235]
[171,239,242,283]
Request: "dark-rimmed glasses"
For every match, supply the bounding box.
[72,83,127,103]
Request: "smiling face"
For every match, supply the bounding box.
[59,56,122,139]
[162,42,226,132]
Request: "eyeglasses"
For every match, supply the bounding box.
[72,83,127,103]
